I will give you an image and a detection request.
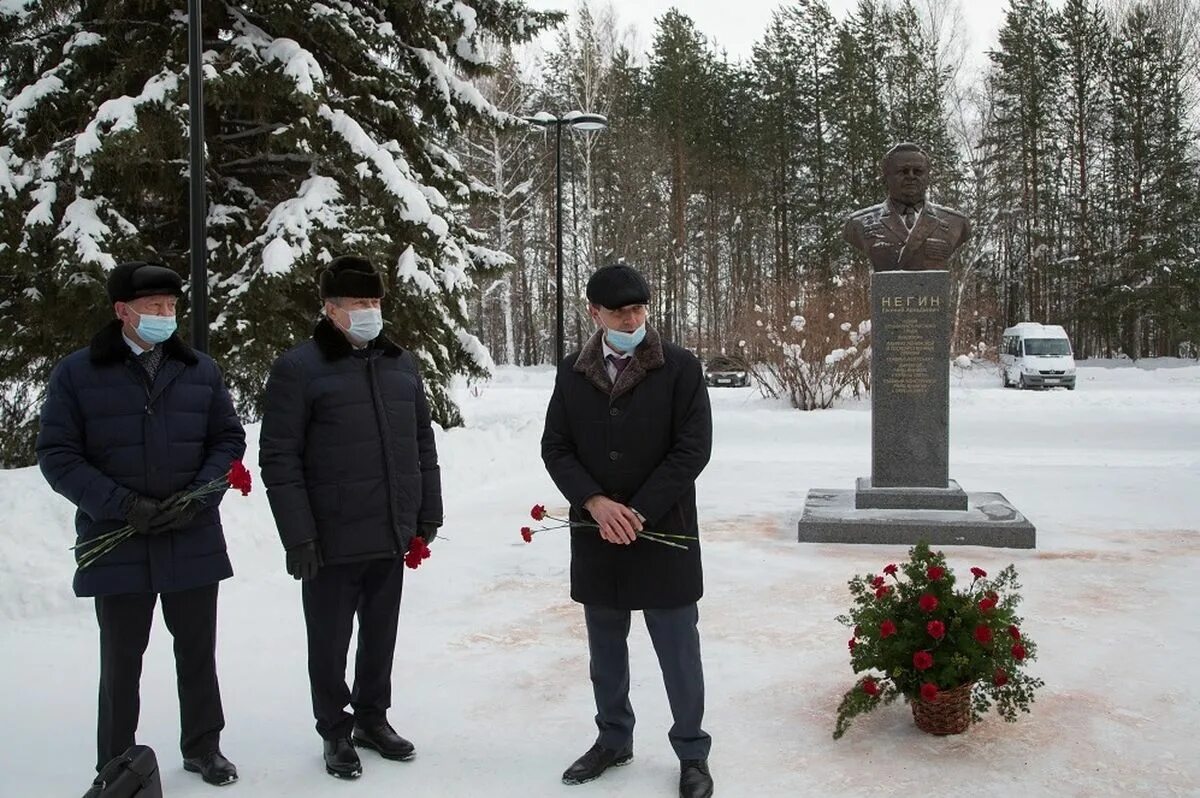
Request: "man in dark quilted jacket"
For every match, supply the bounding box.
[259,255,442,780]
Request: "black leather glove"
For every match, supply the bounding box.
[148,495,200,535]
[286,541,322,581]
[419,523,440,544]
[124,495,162,536]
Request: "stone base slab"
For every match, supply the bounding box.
[855,477,969,511]
[797,488,1036,548]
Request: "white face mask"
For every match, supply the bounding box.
[341,308,383,343]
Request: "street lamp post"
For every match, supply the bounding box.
[525,111,608,363]
[187,0,208,353]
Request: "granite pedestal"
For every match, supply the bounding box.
[798,270,1036,548]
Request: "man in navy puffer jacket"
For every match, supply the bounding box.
[36,261,245,786]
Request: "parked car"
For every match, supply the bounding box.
[1000,323,1077,389]
[704,355,750,388]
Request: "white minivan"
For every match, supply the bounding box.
[1000,323,1077,389]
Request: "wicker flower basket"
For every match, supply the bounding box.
[911,682,974,735]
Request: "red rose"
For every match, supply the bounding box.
[920,683,939,702]
[993,668,1009,687]
[918,594,939,613]
[875,586,892,600]
[926,565,945,581]
[848,638,857,651]
[227,459,253,496]
[883,563,898,576]
[871,575,886,589]
[1008,625,1021,640]
[926,620,945,640]
[1012,643,1027,660]
[531,504,547,521]
[862,678,880,697]
[880,619,897,638]
[913,651,934,671]
[970,567,987,579]
[974,624,993,644]
[979,597,998,613]
[521,527,533,543]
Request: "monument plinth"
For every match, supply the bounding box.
[797,142,1035,548]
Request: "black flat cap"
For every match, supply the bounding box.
[586,263,650,309]
[106,261,183,303]
[320,255,386,299]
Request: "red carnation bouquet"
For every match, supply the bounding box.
[521,503,696,550]
[404,535,432,569]
[833,541,1043,739]
[73,460,254,570]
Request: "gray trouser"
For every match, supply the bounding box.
[584,602,711,761]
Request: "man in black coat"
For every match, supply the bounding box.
[541,264,715,798]
[37,261,246,786]
[259,255,442,780]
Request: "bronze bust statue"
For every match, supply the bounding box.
[844,143,971,272]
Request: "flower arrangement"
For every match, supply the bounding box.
[833,542,1043,739]
[404,535,432,569]
[521,503,695,549]
[73,460,254,570]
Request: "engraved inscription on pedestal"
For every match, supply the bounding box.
[870,271,952,489]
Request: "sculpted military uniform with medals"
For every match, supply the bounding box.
[843,143,971,271]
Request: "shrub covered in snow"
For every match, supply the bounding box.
[735,284,870,410]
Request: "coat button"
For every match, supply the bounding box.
[610,407,620,416]
[609,451,619,461]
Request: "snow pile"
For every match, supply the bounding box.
[54,196,115,269]
[62,31,104,54]
[4,72,67,135]
[258,175,345,275]
[318,105,437,231]
[230,11,325,96]
[74,70,181,162]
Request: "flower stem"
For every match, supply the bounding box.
[544,514,697,541]
[77,528,135,569]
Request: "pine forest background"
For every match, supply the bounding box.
[2,0,1200,466]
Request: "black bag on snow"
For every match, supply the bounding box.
[82,745,163,798]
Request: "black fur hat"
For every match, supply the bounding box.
[586,263,650,309]
[320,255,386,299]
[106,261,183,303]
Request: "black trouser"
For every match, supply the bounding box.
[94,583,224,771]
[302,556,405,741]
[584,602,711,761]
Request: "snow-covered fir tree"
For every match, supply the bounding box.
[0,0,560,463]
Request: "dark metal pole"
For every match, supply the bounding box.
[187,0,208,353]
[554,120,564,364]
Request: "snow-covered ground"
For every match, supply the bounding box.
[1,360,1198,797]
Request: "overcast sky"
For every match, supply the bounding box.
[522,0,1012,73]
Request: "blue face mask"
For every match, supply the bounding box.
[605,323,646,353]
[345,308,384,343]
[134,312,177,344]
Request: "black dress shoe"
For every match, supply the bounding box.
[561,743,633,785]
[183,750,238,786]
[352,721,416,761]
[323,738,362,779]
[679,759,714,798]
